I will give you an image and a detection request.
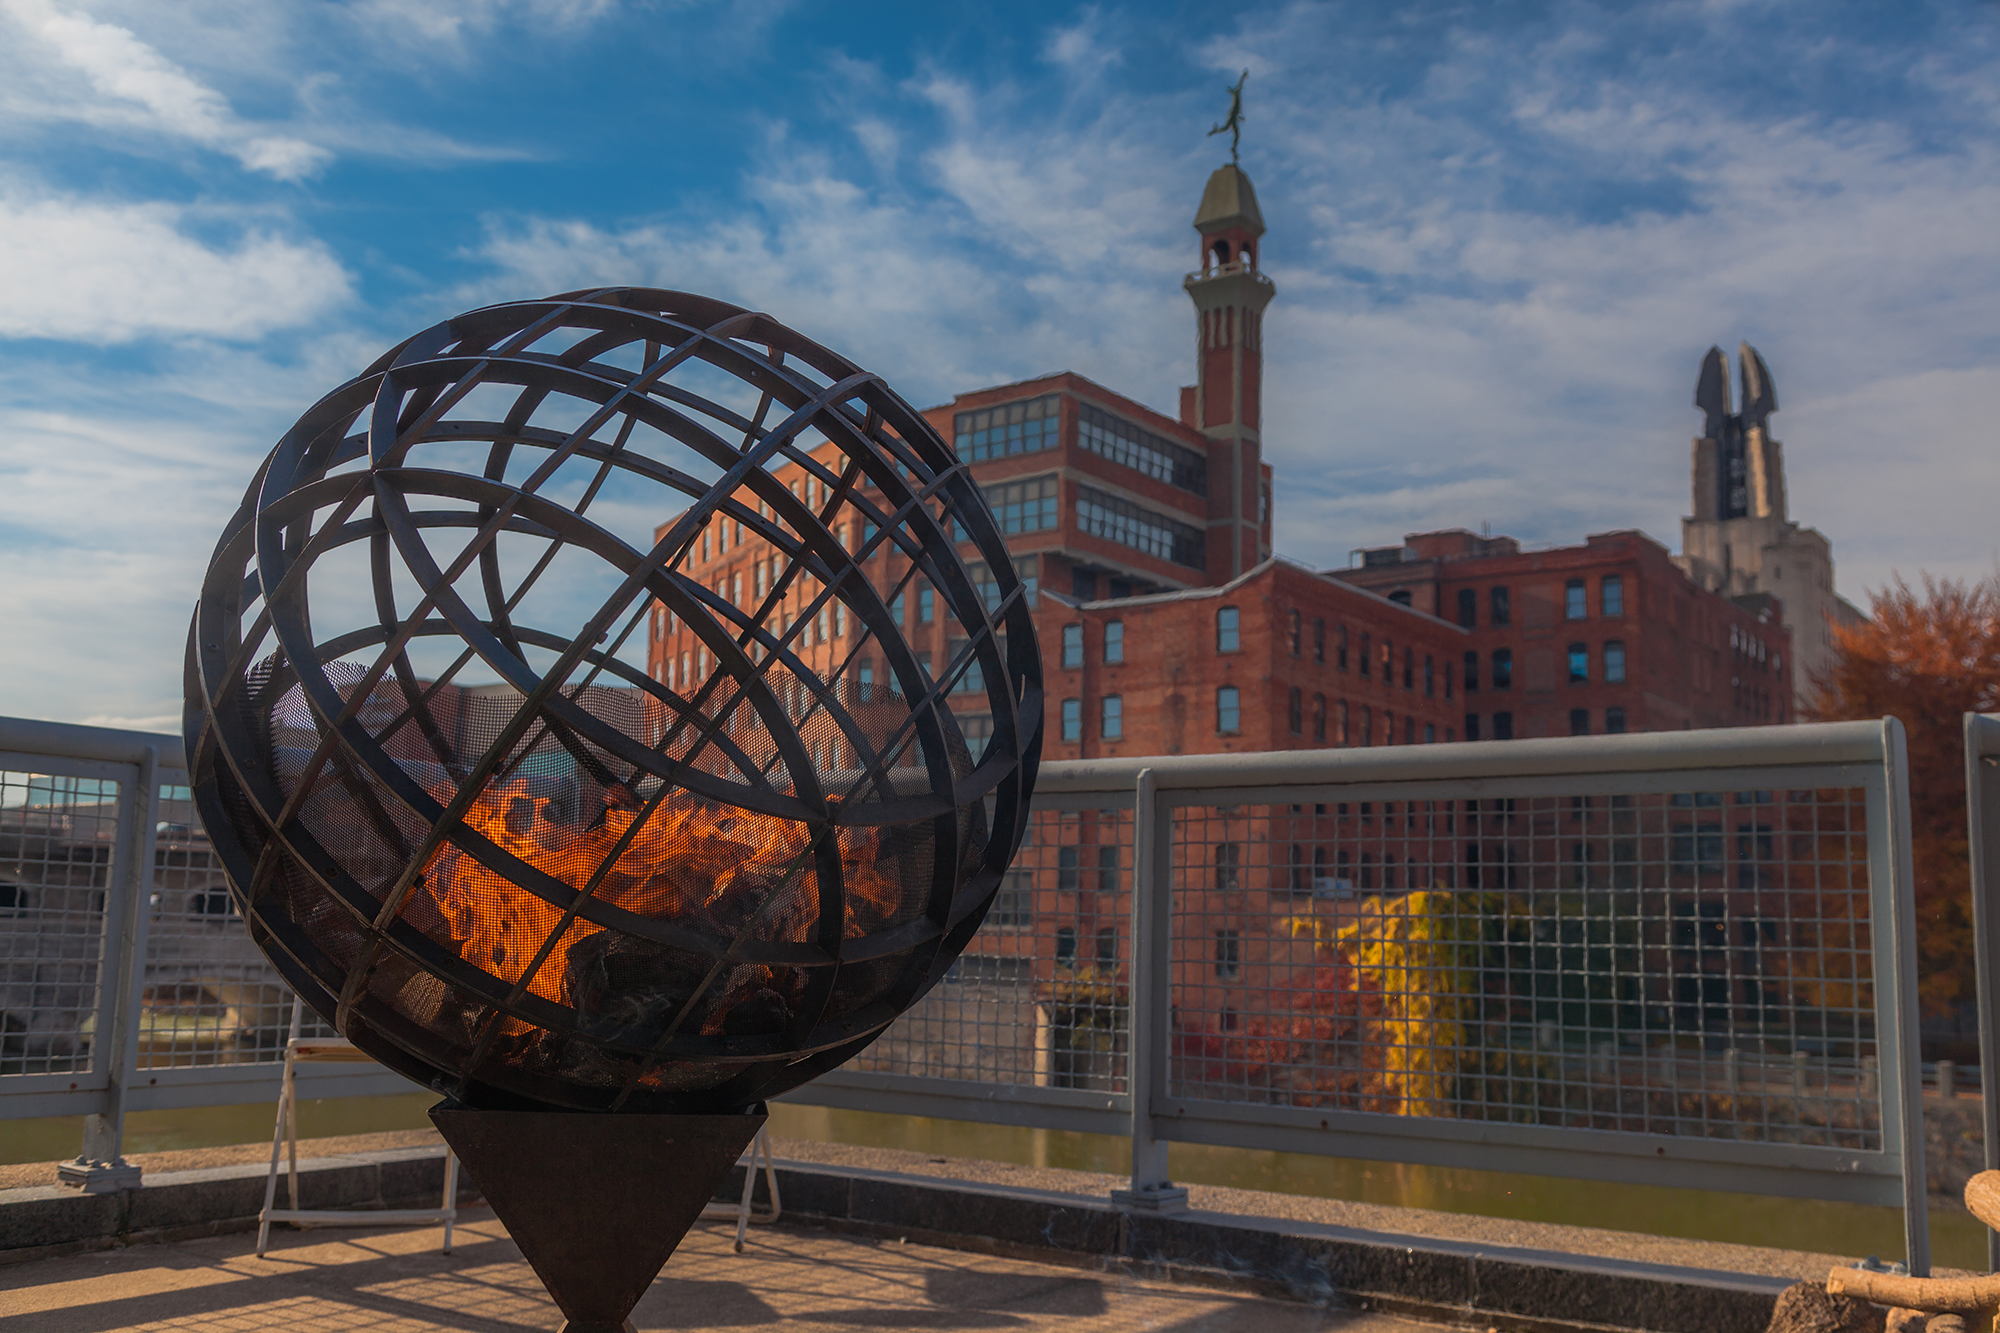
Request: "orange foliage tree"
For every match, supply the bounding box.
[1806,574,2000,1016]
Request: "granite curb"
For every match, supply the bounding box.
[0,1144,1789,1332]
[0,1146,476,1265]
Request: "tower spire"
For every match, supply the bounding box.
[1186,160,1274,579]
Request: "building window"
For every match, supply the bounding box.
[1214,843,1240,891]
[919,586,934,623]
[1096,926,1117,963]
[1338,699,1350,745]
[989,871,1033,928]
[1288,609,1302,656]
[1404,647,1415,690]
[1606,706,1628,734]
[1288,687,1303,734]
[953,393,1059,462]
[1101,694,1123,740]
[1568,643,1589,684]
[1061,698,1081,742]
[1424,654,1435,697]
[1382,639,1394,682]
[858,663,874,703]
[1216,606,1240,652]
[1075,485,1206,569]
[961,714,993,761]
[1360,704,1372,746]
[1097,845,1122,892]
[1055,926,1077,966]
[1214,930,1241,980]
[1104,620,1124,664]
[1077,402,1208,494]
[1405,715,1416,745]
[1565,578,1587,620]
[1425,723,1436,743]
[1604,640,1627,684]
[1465,713,1480,742]
[981,474,1060,535]
[1390,590,1412,606]
[1491,648,1513,689]
[1312,693,1327,741]
[890,590,905,624]
[1463,650,1478,692]
[1444,661,1455,700]
[1337,624,1349,670]
[1359,633,1372,678]
[1057,846,1080,891]
[1061,624,1083,669]
[1570,708,1590,736]
[1217,685,1241,733]
[1492,711,1514,740]
[1312,617,1326,663]
[1602,576,1625,618]
[948,638,983,694]
[1490,586,1511,626]
[1456,588,1477,628]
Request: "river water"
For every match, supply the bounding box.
[5,1095,1980,1269]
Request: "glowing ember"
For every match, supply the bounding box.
[411,778,911,1038]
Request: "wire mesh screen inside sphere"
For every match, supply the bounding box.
[183,287,1043,1114]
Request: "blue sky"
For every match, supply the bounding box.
[0,0,1995,727]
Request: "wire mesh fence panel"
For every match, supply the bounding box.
[134,778,333,1070]
[0,769,121,1077]
[851,805,1131,1092]
[1166,787,1882,1150]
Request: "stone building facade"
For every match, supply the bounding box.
[1675,343,1865,704]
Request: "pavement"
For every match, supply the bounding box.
[0,1206,1451,1333]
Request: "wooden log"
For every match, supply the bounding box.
[1827,1269,2000,1314]
[1965,1170,2000,1232]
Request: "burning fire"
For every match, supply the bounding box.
[412,776,913,1036]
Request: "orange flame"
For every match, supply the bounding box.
[413,778,911,1031]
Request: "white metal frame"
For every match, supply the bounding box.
[700,1126,783,1253]
[1965,713,2000,1272]
[0,715,1931,1272]
[255,1003,458,1256]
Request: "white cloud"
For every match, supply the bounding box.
[1,0,331,179]
[0,191,350,341]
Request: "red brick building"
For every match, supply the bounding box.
[647,162,1464,767]
[1336,528,1792,741]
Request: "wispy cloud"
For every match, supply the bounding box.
[0,0,331,178]
[0,190,350,341]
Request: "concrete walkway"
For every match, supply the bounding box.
[0,1206,1449,1333]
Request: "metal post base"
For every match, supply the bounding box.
[1110,1184,1189,1213]
[432,1101,765,1333]
[56,1158,142,1193]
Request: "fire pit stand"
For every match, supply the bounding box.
[184,287,1042,1330]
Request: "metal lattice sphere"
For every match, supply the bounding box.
[184,288,1042,1113]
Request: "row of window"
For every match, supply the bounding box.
[1076,403,1207,495]
[953,393,1060,462]
[1459,707,1629,741]
[1058,688,1454,745]
[1453,576,1625,630]
[1458,641,1629,691]
[1076,485,1207,569]
[1059,621,1125,668]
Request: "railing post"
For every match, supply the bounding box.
[1876,717,1930,1275]
[1967,713,2000,1272]
[58,745,159,1193]
[1112,767,1186,1212]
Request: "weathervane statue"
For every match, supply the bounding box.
[1209,69,1248,164]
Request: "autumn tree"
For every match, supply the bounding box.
[1806,574,2000,1017]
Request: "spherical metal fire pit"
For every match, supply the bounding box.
[184,287,1042,1115]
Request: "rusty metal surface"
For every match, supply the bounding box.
[183,288,1043,1116]
[431,1104,763,1332]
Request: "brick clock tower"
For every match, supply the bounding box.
[1182,165,1276,580]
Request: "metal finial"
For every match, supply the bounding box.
[1208,70,1248,165]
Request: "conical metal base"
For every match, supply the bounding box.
[432,1102,765,1333]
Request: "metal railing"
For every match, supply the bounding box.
[0,715,1930,1272]
[0,718,411,1188]
[1966,713,2000,1269]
